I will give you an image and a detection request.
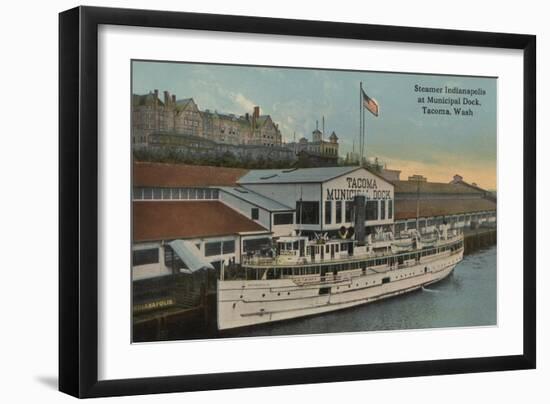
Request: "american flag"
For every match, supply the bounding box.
[362,89,379,117]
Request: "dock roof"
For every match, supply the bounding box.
[237,166,363,184]
[395,198,497,220]
[133,162,248,187]
[393,180,486,195]
[219,187,293,211]
[133,201,268,242]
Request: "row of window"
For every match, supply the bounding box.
[204,240,235,257]
[322,199,394,225]
[273,213,293,225]
[395,212,496,232]
[220,127,239,135]
[244,241,463,280]
[182,119,200,127]
[133,248,159,266]
[249,209,294,226]
[133,187,219,200]
[133,240,237,267]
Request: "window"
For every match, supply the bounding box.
[388,200,393,219]
[395,222,406,233]
[162,188,171,199]
[251,207,259,220]
[143,188,152,200]
[407,220,417,230]
[336,201,342,223]
[133,187,142,200]
[132,248,159,266]
[380,200,386,220]
[365,200,378,221]
[222,240,235,254]
[164,246,182,270]
[319,287,330,295]
[325,201,332,224]
[274,213,293,225]
[153,188,162,199]
[296,201,319,224]
[205,242,222,257]
[243,238,271,253]
[345,201,354,223]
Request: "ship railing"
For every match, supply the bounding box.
[241,237,463,268]
[291,274,352,286]
[242,256,277,266]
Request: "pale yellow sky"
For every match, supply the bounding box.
[380,153,496,190]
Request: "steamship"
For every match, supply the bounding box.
[217,223,463,330]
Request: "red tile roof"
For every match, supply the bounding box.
[133,201,267,242]
[395,198,497,220]
[133,162,248,187]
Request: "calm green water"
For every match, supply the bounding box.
[222,245,497,338]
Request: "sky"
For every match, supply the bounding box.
[132,61,497,190]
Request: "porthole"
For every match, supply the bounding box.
[262,293,265,297]
[277,292,281,296]
[287,292,290,295]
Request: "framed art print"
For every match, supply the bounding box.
[59,6,536,398]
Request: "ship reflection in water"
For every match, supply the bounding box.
[159,246,496,340]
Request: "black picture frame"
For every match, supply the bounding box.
[59,6,536,398]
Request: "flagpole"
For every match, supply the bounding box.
[359,82,363,166]
[362,97,366,166]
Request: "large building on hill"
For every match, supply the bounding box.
[132,90,282,147]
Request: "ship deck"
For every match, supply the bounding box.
[242,235,463,269]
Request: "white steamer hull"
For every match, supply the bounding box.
[217,249,463,330]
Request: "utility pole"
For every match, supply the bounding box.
[415,178,421,232]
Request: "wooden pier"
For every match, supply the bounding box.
[463,227,497,255]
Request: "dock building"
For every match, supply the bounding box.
[132,162,496,284]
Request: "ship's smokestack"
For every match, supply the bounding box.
[354,195,366,246]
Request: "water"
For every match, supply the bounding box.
[221,246,497,338]
[157,246,496,341]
